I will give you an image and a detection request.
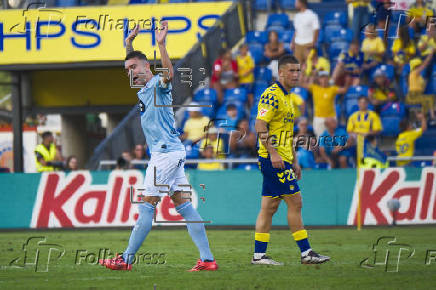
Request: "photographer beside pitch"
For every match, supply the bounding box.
[99,22,217,272]
[252,54,330,265]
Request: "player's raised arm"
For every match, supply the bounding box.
[125,24,139,56]
[156,21,173,83]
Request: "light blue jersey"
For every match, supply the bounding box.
[137,75,184,153]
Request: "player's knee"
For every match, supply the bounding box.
[170,191,186,207]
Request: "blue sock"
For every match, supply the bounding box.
[122,202,155,264]
[176,202,214,261]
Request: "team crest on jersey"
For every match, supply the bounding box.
[259,108,268,117]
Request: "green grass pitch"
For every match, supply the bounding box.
[1,226,435,289]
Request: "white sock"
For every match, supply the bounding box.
[253,253,265,260]
[301,248,312,256]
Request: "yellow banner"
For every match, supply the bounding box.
[0,2,232,65]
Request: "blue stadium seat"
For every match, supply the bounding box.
[381,115,401,136]
[380,102,406,118]
[254,66,272,83]
[324,11,347,27]
[291,87,309,101]
[224,88,247,103]
[56,0,78,6]
[280,30,294,44]
[215,101,245,121]
[328,41,349,61]
[248,43,265,65]
[266,25,285,36]
[246,31,269,45]
[371,64,395,82]
[254,81,269,103]
[297,149,316,169]
[266,13,291,29]
[193,88,218,104]
[324,27,353,43]
[254,0,271,11]
[279,0,295,10]
[344,86,369,117]
[184,141,200,159]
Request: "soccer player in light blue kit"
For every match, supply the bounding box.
[99,21,217,272]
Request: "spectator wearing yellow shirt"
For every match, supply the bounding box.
[361,24,386,71]
[198,128,225,170]
[332,40,363,87]
[237,44,255,106]
[303,71,348,137]
[396,112,427,166]
[347,96,383,137]
[347,0,370,41]
[368,69,396,112]
[417,23,436,57]
[392,26,416,70]
[408,0,434,33]
[303,48,330,84]
[407,50,436,122]
[181,103,210,144]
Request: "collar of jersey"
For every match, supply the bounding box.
[275,81,289,95]
[139,75,156,92]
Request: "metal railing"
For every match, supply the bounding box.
[98,156,436,170]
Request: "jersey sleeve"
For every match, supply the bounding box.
[346,114,355,132]
[256,91,278,123]
[371,112,383,131]
[158,76,172,93]
[411,128,423,140]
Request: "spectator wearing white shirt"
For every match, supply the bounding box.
[291,0,320,66]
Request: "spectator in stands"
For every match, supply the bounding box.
[347,0,370,42]
[392,26,416,71]
[302,71,348,137]
[332,40,363,86]
[303,48,330,84]
[237,44,255,106]
[361,134,388,168]
[222,104,240,129]
[65,155,79,171]
[182,104,210,144]
[319,117,351,168]
[294,117,318,168]
[35,131,63,172]
[132,144,147,170]
[116,156,129,170]
[211,48,238,104]
[417,23,436,78]
[396,112,427,166]
[408,0,434,34]
[368,69,396,113]
[291,0,320,66]
[198,127,224,170]
[347,96,383,136]
[229,119,257,157]
[198,145,224,170]
[121,151,133,169]
[374,0,393,31]
[407,51,436,123]
[361,24,386,72]
[291,91,306,119]
[264,30,286,80]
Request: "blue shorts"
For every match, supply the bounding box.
[258,156,301,199]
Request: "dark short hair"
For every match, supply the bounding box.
[358,95,368,102]
[366,134,377,143]
[42,131,52,139]
[278,54,299,69]
[298,0,308,7]
[227,104,237,110]
[399,119,410,132]
[125,50,148,61]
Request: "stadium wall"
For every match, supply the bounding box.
[0,168,435,229]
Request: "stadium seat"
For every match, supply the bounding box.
[344,86,369,117]
[380,102,406,118]
[323,27,353,43]
[215,101,245,124]
[297,149,316,169]
[254,82,269,103]
[254,0,271,11]
[291,87,309,101]
[381,115,401,136]
[248,43,265,65]
[328,41,349,62]
[266,13,291,29]
[193,88,218,104]
[223,88,247,103]
[246,31,269,45]
[266,25,285,36]
[324,11,347,27]
[280,30,294,44]
[371,64,395,82]
[254,66,273,83]
[278,0,295,10]
[56,0,78,6]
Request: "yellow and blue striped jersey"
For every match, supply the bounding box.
[256,81,296,163]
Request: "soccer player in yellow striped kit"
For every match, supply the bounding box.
[252,54,330,265]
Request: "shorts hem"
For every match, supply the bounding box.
[263,191,301,199]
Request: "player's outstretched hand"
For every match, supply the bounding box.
[126,24,139,45]
[271,151,285,169]
[156,20,168,45]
